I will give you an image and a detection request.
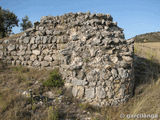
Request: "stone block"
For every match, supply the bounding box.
[85,88,95,99]
[96,86,106,99]
[8,44,16,51]
[32,50,41,55]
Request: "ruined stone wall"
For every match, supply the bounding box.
[0,12,134,106]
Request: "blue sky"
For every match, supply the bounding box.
[0,0,159,39]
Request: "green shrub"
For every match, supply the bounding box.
[43,69,64,88]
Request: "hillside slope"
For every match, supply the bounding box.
[132,31,160,43]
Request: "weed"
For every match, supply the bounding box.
[79,103,90,110]
[12,65,29,73]
[91,118,100,120]
[56,88,63,95]
[0,94,8,112]
[48,106,59,120]
[84,58,89,63]
[17,74,27,82]
[32,104,37,111]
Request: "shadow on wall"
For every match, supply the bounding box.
[134,55,160,94]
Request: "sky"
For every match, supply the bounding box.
[0,0,160,39]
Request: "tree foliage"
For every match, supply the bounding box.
[0,7,19,38]
[20,16,33,31]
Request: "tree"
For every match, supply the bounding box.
[20,16,33,31]
[0,7,19,38]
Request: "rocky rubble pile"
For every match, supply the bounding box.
[0,12,134,106]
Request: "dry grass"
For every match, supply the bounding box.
[135,42,160,62]
[142,42,160,48]
[0,32,24,41]
[0,62,52,120]
[0,62,93,120]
